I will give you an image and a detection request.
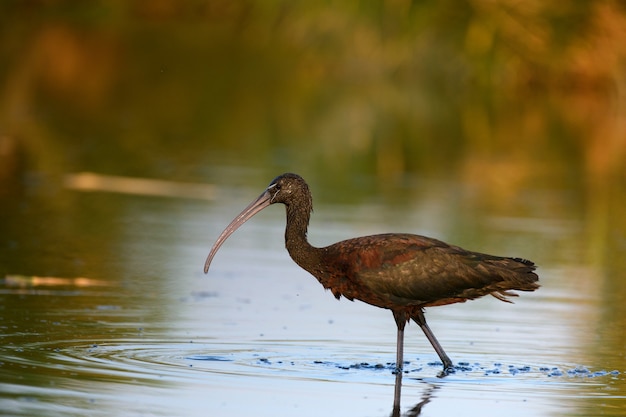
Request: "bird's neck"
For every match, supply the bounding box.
[284,204,323,273]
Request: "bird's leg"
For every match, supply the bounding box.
[412,310,454,374]
[392,311,408,373]
[392,370,403,416]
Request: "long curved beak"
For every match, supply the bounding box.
[204,188,273,274]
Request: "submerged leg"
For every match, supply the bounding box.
[392,311,407,372]
[412,309,454,373]
[392,371,403,416]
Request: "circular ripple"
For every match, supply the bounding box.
[11,338,621,388]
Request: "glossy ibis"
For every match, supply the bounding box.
[204,173,539,374]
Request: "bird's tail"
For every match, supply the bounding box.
[490,257,539,302]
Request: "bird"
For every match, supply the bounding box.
[204,173,539,374]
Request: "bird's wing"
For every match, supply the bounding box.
[336,234,536,307]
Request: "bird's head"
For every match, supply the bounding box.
[203,173,312,273]
[266,173,312,208]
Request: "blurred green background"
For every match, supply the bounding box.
[2,0,625,264]
[1,0,624,182]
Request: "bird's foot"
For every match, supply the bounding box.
[437,363,456,378]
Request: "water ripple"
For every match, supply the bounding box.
[10,338,621,384]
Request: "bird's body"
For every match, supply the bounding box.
[290,233,536,309]
[204,173,539,374]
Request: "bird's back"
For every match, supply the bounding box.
[316,233,539,309]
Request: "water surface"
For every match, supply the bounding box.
[1,172,624,416]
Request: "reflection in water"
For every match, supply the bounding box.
[391,372,438,417]
[64,172,217,200]
[393,372,402,414]
[3,274,111,288]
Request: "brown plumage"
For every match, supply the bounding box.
[204,173,539,374]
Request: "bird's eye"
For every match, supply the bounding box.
[268,182,281,203]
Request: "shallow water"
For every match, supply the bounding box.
[1,172,624,416]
